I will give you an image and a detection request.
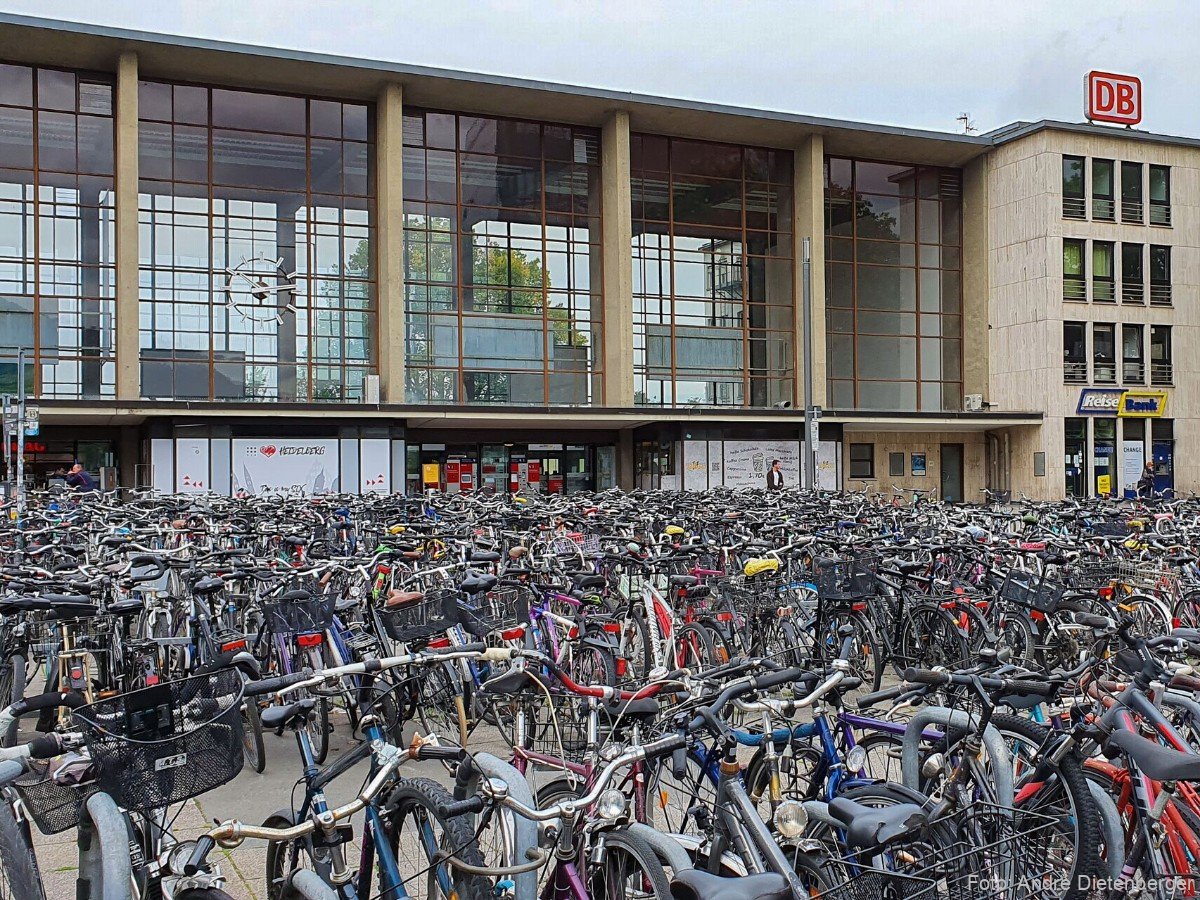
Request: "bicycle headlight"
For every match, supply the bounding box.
[165,840,198,876]
[596,789,628,821]
[845,745,868,774]
[773,799,808,838]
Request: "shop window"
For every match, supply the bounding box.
[1121,161,1143,223]
[1092,323,1115,384]
[1121,243,1144,304]
[1062,321,1086,383]
[1064,418,1087,498]
[1092,159,1114,220]
[1062,155,1085,218]
[1092,241,1114,302]
[888,452,904,477]
[1149,165,1171,226]
[1151,325,1172,385]
[849,443,874,479]
[1122,324,1144,384]
[1063,239,1086,302]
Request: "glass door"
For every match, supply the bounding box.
[563,446,592,493]
[1064,418,1087,498]
[479,445,507,494]
[1094,418,1116,496]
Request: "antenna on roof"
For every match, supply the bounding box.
[957,113,977,134]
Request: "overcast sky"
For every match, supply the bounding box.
[2,0,1196,136]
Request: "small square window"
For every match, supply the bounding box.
[888,452,904,477]
[849,443,875,479]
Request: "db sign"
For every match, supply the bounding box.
[1086,71,1142,126]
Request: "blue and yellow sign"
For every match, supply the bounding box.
[1117,391,1167,418]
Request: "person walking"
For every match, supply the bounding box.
[1137,460,1156,499]
[766,459,784,491]
[64,462,96,493]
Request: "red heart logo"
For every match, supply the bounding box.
[260,445,277,457]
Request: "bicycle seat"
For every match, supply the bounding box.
[193,576,226,596]
[107,597,145,617]
[385,590,425,608]
[460,573,498,595]
[684,585,712,599]
[262,698,316,732]
[1107,729,1200,782]
[669,575,698,588]
[573,574,607,590]
[603,696,659,721]
[828,796,926,848]
[469,551,501,563]
[280,589,314,603]
[282,537,307,548]
[670,869,789,900]
[891,560,926,575]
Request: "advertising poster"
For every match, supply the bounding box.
[683,441,708,491]
[1121,440,1145,495]
[359,439,391,493]
[175,438,210,493]
[723,440,800,489]
[816,440,840,490]
[911,452,927,476]
[422,463,440,488]
[232,439,340,495]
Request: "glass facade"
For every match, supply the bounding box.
[825,157,963,411]
[401,110,602,406]
[137,83,375,401]
[0,64,115,398]
[630,135,793,407]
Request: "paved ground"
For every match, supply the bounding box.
[27,708,513,900]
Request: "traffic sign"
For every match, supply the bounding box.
[24,405,38,437]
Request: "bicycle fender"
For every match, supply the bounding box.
[625,822,693,873]
[451,751,539,900]
[1088,778,1125,878]
[899,706,1015,808]
[80,791,133,900]
[287,869,338,900]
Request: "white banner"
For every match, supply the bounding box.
[1121,440,1145,494]
[360,439,391,493]
[232,439,340,495]
[683,441,708,491]
[175,438,210,493]
[723,440,800,489]
[816,440,841,490]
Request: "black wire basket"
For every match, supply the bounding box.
[999,570,1065,614]
[12,763,96,835]
[378,589,456,644]
[814,554,878,601]
[814,869,935,900]
[516,691,594,764]
[260,591,336,636]
[73,667,246,814]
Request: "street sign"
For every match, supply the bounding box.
[812,406,822,420]
[23,405,38,437]
[1086,71,1142,126]
[809,418,820,446]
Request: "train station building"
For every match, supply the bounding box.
[0,15,1193,498]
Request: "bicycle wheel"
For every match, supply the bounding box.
[672,623,717,672]
[0,656,24,748]
[241,695,266,774]
[616,607,652,682]
[381,778,491,900]
[303,647,330,764]
[587,827,671,900]
[175,890,237,899]
[415,661,468,746]
[646,748,718,833]
[263,810,326,900]
[0,799,45,900]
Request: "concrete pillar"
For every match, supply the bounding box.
[962,156,989,400]
[118,426,138,490]
[793,135,826,407]
[114,52,140,400]
[600,111,634,407]
[375,83,405,403]
[616,429,635,490]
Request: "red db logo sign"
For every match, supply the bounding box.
[1087,71,1142,125]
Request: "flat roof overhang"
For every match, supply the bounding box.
[0,13,990,166]
[34,401,1043,432]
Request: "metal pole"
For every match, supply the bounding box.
[802,238,815,489]
[1,394,9,483]
[15,351,25,556]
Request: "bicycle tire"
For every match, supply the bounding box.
[0,798,45,900]
[242,696,267,774]
[0,656,23,748]
[175,890,237,899]
[415,660,468,746]
[589,827,671,900]
[262,809,329,900]
[381,777,491,900]
[672,623,717,672]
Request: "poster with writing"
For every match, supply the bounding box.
[683,441,708,491]
[232,439,340,495]
[359,439,391,493]
[722,440,800,489]
[175,438,210,493]
[1121,440,1145,495]
[816,440,840,490]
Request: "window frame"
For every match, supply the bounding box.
[1122,323,1145,384]
[1149,164,1171,226]
[1092,240,1115,302]
[1062,155,1085,219]
[1092,322,1116,384]
[1121,161,1144,223]
[848,443,875,480]
[1092,158,1115,220]
[1063,321,1087,383]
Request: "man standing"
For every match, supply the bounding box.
[65,463,96,493]
[1138,460,1156,499]
[766,459,784,491]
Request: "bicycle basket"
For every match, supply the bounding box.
[73,667,245,814]
[999,570,1063,614]
[813,869,935,900]
[261,591,336,636]
[471,587,527,635]
[814,556,875,601]
[1088,520,1131,538]
[12,763,96,835]
[378,589,455,644]
[519,691,593,764]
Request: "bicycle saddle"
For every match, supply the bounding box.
[469,551,501,563]
[262,698,316,732]
[279,589,314,603]
[602,696,659,721]
[828,796,926,848]
[1107,729,1200,782]
[572,574,606,590]
[459,573,497,595]
[192,575,226,596]
[0,595,99,617]
[385,590,425,608]
[669,575,698,588]
[670,869,789,900]
[107,597,145,616]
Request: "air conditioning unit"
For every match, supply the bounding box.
[363,374,380,404]
[963,394,984,411]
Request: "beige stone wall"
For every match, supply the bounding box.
[986,128,1200,498]
[840,431,987,500]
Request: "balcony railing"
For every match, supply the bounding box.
[1093,198,1115,221]
[1063,276,1086,302]
[1150,203,1172,227]
[1122,282,1145,304]
[1151,362,1173,386]
[1123,361,1145,384]
[1064,361,1088,383]
[1122,199,1144,223]
[1063,196,1086,219]
[1094,362,1117,384]
[1093,280,1115,303]
[1150,284,1172,306]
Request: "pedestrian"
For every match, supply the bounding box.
[64,462,96,493]
[766,459,784,491]
[1138,460,1156,499]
